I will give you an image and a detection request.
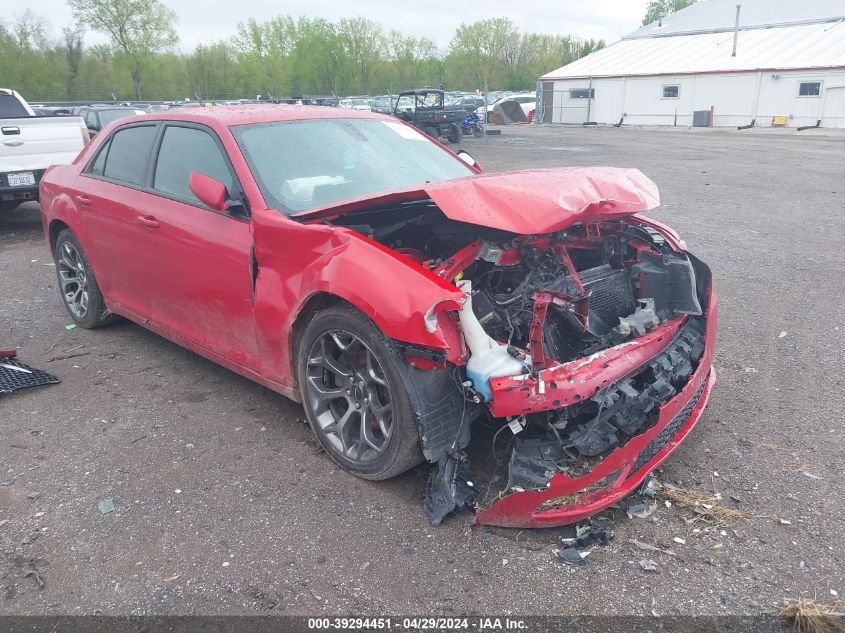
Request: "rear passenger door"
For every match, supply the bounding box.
[76,122,160,317]
[133,122,259,369]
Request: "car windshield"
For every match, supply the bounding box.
[233,118,474,214]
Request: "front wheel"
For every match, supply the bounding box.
[296,305,423,480]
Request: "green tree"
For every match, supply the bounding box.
[68,0,178,99]
[337,17,385,94]
[449,18,517,89]
[642,0,697,26]
[388,31,437,90]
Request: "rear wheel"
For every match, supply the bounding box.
[296,305,423,480]
[472,123,484,138]
[54,229,118,329]
[447,122,461,144]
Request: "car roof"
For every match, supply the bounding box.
[138,104,387,127]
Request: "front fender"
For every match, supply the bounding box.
[252,208,465,389]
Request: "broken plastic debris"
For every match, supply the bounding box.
[743,367,758,374]
[673,537,686,545]
[801,472,822,480]
[627,501,657,519]
[554,547,590,566]
[778,331,787,338]
[65,324,76,330]
[98,498,115,514]
[779,518,792,525]
[639,559,659,572]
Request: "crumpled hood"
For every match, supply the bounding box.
[293,167,660,234]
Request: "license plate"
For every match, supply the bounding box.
[8,172,35,187]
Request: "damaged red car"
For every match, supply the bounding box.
[39,106,716,528]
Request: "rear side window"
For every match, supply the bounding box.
[102,125,157,186]
[152,125,234,205]
[0,93,30,117]
[88,139,110,176]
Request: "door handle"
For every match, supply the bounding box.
[75,195,91,206]
[137,215,160,229]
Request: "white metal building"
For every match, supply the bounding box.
[539,0,845,128]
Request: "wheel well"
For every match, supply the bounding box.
[49,220,70,253]
[290,292,348,385]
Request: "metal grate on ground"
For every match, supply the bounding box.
[0,355,60,395]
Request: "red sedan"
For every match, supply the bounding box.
[39,106,716,528]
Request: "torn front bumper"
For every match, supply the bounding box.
[474,289,718,528]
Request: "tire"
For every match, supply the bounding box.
[472,123,484,138]
[54,229,118,329]
[447,122,461,144]
[296,305,423,480]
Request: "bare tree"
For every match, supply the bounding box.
[68,0,178,99]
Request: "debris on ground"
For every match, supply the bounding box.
[639,559,659,572]
[627,500,658,519]
[553,547,590,566]
[22,530,43,545]
[658,484,747,523]
[97,498,115,514]
[629,539,676,556]
[673,536,687,545]
[561,521,613,549]
[28,491,42,501]
[554,521,612,567]
[780,598,843,633]
[24,565,45,590]
[0,350,60,395]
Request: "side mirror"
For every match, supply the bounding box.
[456,150,481,171]
[189,172,228,211]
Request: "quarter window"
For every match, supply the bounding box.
[798,82,821,97]
[153,126,234,206]
[663,85,680,98]
[88,139,110,176]
[101,125,157,186]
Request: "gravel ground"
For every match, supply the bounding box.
[1,125,843,617]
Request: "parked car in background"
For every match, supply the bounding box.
[338,98,372,111]
[71,105,147,137]
[38,105,717,528]
[369,96,396,114]
[0,88,88,212]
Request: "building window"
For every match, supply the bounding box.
[570,88,595,99]
[798,82,822,97]
[662,84,680,99]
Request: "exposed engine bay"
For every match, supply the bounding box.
[333,199,712,526]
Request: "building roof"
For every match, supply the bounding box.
[628,0,845,39]
[543,0,845,80]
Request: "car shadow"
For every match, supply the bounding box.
[0,202,43,241]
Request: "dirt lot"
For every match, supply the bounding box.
[1,125,843,617]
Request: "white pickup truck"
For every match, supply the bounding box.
[1,88,89,212]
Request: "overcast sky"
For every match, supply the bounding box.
[17,0,652,50]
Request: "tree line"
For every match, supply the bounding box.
[0,0,607,103]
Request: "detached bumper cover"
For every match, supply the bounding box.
[474,291,718,528]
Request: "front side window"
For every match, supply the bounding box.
[663,85,680,99]
[798,82,821,97]
[233,118,475,215]
[101,125,157,186]
[153,125,234,206]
